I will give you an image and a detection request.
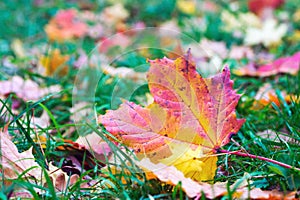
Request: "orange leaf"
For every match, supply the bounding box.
[99,53,245,181]
[253,83,299,109]
[40,49,69,76]
[45,9,87,42]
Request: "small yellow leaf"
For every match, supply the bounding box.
[40,49,69,76]
[177,0,196,15]
[11,39,26,58]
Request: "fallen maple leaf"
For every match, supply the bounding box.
[99,53,245,181]
[45,163,79,192]
[0,76,61,101]
[76,132,112,162]
[137,158,218,198]
[248,0,285,16]
[138,158,296,199]
[45,9,87,42]
[147,56,245,150]
[0,128,41,180]
[234,51,300,77]
[40,49,70,76]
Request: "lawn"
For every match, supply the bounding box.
[0,0,300,199]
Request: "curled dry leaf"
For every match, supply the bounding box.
[99,53,245,181]
[44,163,97,195]
[46,163,79,192]
[234,51,300,77]
[37,135,100,175]
[53,139,103,174]
[76,132,112,162]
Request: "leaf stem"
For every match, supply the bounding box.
[219,149,300,172]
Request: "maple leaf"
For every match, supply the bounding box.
[99,53,245,181]
[248,0,285,16]
[0,128,42,180]
[147,56,245,151]
[40,49,70,76]
[0,76,61,101]
[44,163,79,192]
[76,132,112,162]
[138,158,294,199]
[45,9,87,42]
[234,51,300,77]
[137,158,220,198]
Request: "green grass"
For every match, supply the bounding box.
[1,0,300,199]
[2,61,299,199]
